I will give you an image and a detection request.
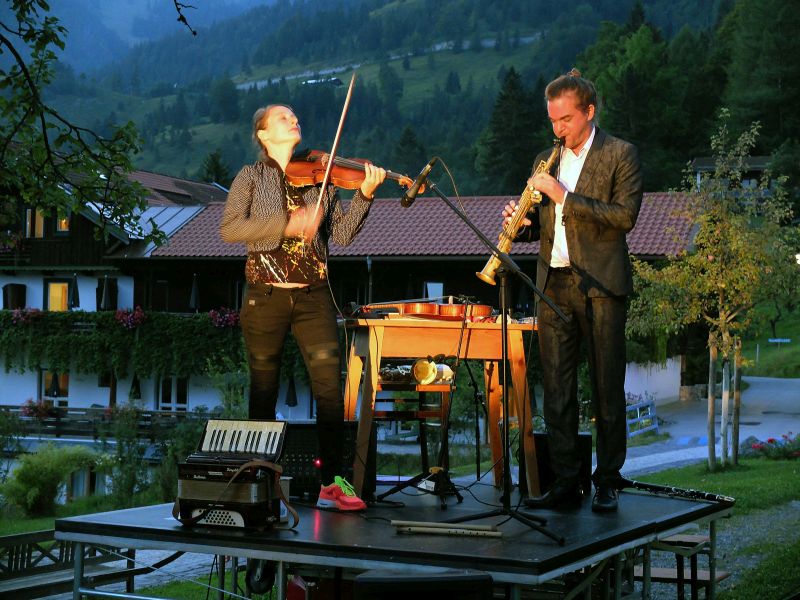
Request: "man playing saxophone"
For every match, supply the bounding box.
[502,69,643,513]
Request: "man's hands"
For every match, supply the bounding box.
[502,200,530,228]
[529,172,567,205]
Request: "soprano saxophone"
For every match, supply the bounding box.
[476,137,564,285]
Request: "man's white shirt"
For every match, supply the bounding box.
[550,126,595,268]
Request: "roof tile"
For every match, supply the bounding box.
[129,171,228,205]
[151,193,692,259]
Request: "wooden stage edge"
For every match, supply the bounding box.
[55,483,732,598]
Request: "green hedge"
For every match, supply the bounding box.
[0,309,242,378]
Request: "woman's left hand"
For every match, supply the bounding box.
[359,162,387,200]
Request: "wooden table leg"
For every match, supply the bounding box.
[344,335,365,421]
[439,389,451,470]
[508,330,540,496]
[484,360,503,487]
[353,327,384,496]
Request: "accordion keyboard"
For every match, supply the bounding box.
[186,419,287,464]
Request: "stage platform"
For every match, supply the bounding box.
[55,483,731,599]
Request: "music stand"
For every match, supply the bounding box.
[425,180,568,546]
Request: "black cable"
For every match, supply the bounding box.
[205,555,217,600]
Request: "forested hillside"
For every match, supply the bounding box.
[43,0,800,201]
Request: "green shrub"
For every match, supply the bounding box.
[0,408,23,485]
[97,405,149,508]
[1,443,99,516]
[152,408,208,502]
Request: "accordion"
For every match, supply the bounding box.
[175,419,288,529]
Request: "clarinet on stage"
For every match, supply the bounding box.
[621,478,735,506]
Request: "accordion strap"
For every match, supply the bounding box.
[172,459,299,530]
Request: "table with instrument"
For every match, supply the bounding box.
[344,316,540,497]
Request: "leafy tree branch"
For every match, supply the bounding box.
[0,0,164,245]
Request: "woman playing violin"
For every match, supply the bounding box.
[220,104,386,510]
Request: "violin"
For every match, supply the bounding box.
[361,301,493,321]
[285,149,424,193]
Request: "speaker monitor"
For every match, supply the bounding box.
[280,421,376,501]
[522,431,593,496]
[354,569,492,600]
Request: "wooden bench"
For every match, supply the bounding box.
[633,566,731,598]
[0,529,180,599]
[634,534,731,599]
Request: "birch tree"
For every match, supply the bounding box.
[628,110,795,470]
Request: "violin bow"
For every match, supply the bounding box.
[306,72,356,232]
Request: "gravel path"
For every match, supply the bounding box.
[643,499,800,599]
[714,500,800,596]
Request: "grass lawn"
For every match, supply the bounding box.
[138,567,255,600]
[639,458,800,600]
[741,307,800,377]
[718,541,800,600]
[637,458,800,515]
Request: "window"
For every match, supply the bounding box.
[156,376,188,412]
[56,212,70,234]
[96,277,118,311]
[152,279,169,311]
[98,371,112,388]
[424,281,444,301]
[2,283,26,310]
[234,280,245,310]
[44,279,70,311]
[25,209,45,239]
[42,369,69,408]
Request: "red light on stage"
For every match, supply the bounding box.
[313,457,322,469]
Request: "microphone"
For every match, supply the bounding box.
[400,157,438,208]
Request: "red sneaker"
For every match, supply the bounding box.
[316,476,367,511]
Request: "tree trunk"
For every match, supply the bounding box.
[707,338,717,471]
[732,338,742,465]
[720,359,730,467]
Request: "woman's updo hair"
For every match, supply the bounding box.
[544,68,599,114]
[251,104,294,158]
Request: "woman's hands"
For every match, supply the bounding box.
[359,162,387,199]
[284,206,324,241]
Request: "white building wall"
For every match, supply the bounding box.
[1,273,43,309]
[0,273,134,311]
[2,267,679,416]
[624,357,681,406]
[0,368,317,416]
[0,370,38,407]
[2,360,678,413]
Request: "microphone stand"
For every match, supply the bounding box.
[424,180,567,545]
[461,359,485,482]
